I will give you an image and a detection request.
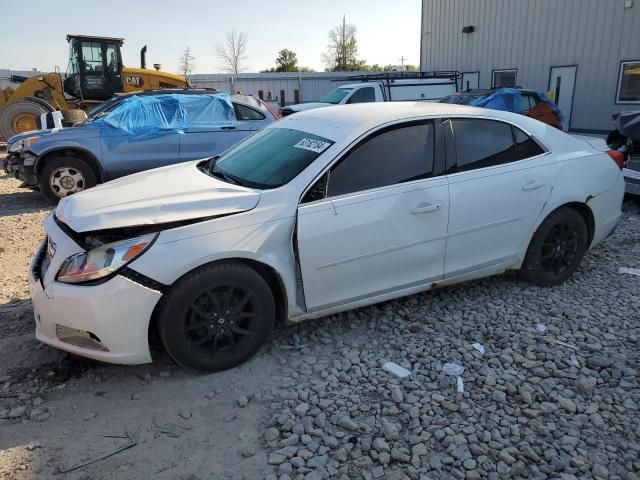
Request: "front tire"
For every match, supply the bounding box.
[157,262,275,372]
[520,207,588,286]
[38,156,97,203]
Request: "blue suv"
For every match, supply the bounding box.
[5,89,277,202]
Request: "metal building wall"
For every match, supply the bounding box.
[190,72,373,105]
[420,0,640,131]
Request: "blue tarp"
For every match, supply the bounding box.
[470,88,566,125]
[95,93,236,140]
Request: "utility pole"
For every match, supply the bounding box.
[398,56,408,67]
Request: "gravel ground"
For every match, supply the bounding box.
[0,169,639,480]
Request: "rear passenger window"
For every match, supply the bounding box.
[234,103,266,120]
[514,127,544,159]
[451,119,518,172]
[327,122,435,197]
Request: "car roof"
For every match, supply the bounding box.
[275,101,552,143]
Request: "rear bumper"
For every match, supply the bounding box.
[623,167,640,196]
[589,173,625,248]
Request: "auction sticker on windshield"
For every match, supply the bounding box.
[294,138,332,153]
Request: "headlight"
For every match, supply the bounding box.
[57,233,157,284]
[7,136,41,153]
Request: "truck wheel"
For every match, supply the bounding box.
[0,101,50,139]
[38,156,97,203]
[61,109,88,127]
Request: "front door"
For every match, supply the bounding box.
[297,120,449,312]
[548,66,577,130]
[460,72,480,92]
[444,118,557,277]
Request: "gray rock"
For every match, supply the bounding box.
[390,448,410,463]
[237,395,249,407]
[373,437,390,453]
[8,406,26,419]
[307,454,328,468]
[268,453,287,465]
[241,446,256,457]
[592,463,609,479]
[492,391,507,403]
[389,384,404,403]
[451,445,472,462]
[558,397,577,413]
[265,428,280,442]
[336,416,358,431]
[294,403,310,417]
[382,422,400,440]
[587,355,613,369]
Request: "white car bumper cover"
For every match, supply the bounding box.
[29,246,162,364]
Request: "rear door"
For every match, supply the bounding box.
[443,118,559,276]
[179,102,265,161]
[297,120,449,311]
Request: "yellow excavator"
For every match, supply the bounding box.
[0,34,187,140]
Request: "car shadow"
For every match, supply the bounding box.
[0,188,51,218]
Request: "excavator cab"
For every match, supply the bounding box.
[64,35,125,101]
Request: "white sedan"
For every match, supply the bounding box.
[29,102,624,371]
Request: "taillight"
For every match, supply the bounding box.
[259,99,280,120]
[607,150,625,170]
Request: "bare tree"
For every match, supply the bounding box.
[215,30,248,74]
[322,16,363,71]
[178,46,196,77]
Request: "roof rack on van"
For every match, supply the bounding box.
[337,71,462,82]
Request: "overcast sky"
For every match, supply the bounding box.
[0,0,421,74]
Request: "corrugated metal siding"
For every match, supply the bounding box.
[421,0,640,131]
[190,72,380,105]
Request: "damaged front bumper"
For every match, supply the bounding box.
[28,222,163,365]
[5,151,38,185]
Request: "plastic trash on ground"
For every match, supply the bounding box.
[382,362,415,380]
[536,323,547,333]
[442,362,465,395]
[619,267,640,276]
[472,342,485,354]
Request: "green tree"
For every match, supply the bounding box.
[275,49,299,72]
[322,16,363,71]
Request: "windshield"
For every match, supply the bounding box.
[207,128,334,189]
[321,87,352,104]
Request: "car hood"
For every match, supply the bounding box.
[283,102,332,113]
[55,160,262,232]
[7,128,57,145]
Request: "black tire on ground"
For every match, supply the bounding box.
[157,261,275,372]
[0,101,51,139]
[61,109,88,127]
[38,155,97,204]
[520,207,588,286]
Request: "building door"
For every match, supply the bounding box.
[460,72,479,92]
[548,66,577,130]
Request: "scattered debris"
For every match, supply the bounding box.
[282,343,309,350]
[618,267,640,276]
[472,342,485,354]
[382,362,414,380]
[442,363,465,395]
[541,336,578,350]
[179,411,192,420]
[237,395,249,407]
[535,323,547,333]
[151,418,192,438]
[55,432,136,474]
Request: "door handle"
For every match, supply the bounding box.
[221,125,237,130]
[522,180,545,191]
[411,202,441,214]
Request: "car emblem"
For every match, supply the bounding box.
[47,239,57,259]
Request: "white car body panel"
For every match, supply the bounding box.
[29,102,624,364]
[55,160,261,232]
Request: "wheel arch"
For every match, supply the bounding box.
[35,147,105,183]
[147,257,289,348]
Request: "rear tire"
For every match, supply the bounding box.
[520,207,588,286]
[0,101,50,139]
[61,109,88,127]
[157,262,275,372]
[38,156,97,203]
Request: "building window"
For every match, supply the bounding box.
[616,60,640,104]
[492,69,517,88]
